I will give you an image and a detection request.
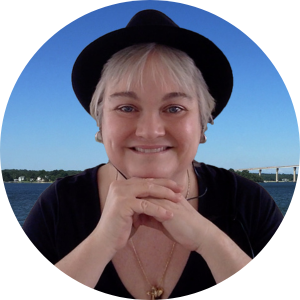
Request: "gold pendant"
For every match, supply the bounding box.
[147,286,164,300]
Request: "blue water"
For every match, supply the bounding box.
[5,182,51,226]
[4,181,296,226]
[259,182,296,215]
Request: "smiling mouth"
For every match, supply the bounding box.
[131,147,171,154]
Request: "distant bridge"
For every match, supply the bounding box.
[235,165,299,182]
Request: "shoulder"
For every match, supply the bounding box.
[193,161,279,218]
[194,161,283,256]
[34,164,104,222]
[23,165,104,263]
[39,164,103,200]
[193,161,262,196]
[56,164,102,188]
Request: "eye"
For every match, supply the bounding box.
[118,105,136,113]
[166,106,184,113]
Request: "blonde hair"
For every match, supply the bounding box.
[90,43,215,134]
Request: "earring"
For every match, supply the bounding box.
[200,134,207,144]
[95,130,103,143]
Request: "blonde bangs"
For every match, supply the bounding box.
[90,43,215,131]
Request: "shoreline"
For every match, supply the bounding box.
[262,181,296,183]
[4,181,52,184]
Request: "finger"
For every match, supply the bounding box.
[132,199,173,222]
[145,198,180,215]
[149,178,184,192]
[129,177,183,193]
[130,178,182,202]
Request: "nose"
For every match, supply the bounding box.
[135,111,165,139]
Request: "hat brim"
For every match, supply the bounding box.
[72,25,233,119]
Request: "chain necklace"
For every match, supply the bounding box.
[130,239,175,300]
[130,169,190,299]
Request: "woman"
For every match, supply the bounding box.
[23,10,283,299]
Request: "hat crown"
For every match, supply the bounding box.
[126,9,179,28]
[72,9,233,118]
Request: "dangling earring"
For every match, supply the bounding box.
[200,125,207,144]
[95,130,103,143]
[200,134,207,144]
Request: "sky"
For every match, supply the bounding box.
[0,2,300,300]
[0,1,299,175]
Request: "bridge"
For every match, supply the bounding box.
[235,165,299,182]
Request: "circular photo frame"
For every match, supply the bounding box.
[1,1,299,300]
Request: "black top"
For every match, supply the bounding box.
[23,162,283,298]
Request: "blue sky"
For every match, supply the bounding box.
[0,0,299,174]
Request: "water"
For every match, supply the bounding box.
[4,182,51,226]
[259,182,296,215]
[3,181,296,227]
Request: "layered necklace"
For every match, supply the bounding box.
[130,170,190,299]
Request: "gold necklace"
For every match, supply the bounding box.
[130,239,175,300]
[130,169,190,299]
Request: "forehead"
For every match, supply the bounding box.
[105,55,195,95]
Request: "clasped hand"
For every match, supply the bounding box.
[96,177,209,255]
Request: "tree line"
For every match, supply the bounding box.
[229,169,263,182]
[2,169,82,182]
[2,168,297,183]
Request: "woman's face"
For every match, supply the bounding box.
[101,57,201,181]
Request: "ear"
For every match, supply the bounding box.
[200,134,207,144]
[95,129,103,143]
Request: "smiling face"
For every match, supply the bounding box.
[101,54,201,181]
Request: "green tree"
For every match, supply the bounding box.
[2,171,13,182]
[230,169,263,183]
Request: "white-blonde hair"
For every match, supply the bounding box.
[90,43,215,137]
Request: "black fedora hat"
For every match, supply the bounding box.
[72,9,233,119]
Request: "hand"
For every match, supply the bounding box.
[94,177,183,255]
[145,195,211,251]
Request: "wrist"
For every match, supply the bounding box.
[194,219,216,255]
[91,225,118,262]
[194,221,252,283]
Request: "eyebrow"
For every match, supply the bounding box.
[162,92,192,101]
[109,91,138,100]
[109,91,192,101]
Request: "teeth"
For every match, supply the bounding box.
[134,147,167,153]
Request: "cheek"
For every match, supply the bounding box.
[175,117,201,144]
[102,115,133,146]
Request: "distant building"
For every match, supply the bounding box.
[18,176,25,182]
[282,178,289,182]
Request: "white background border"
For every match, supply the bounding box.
[1,1,299,299]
